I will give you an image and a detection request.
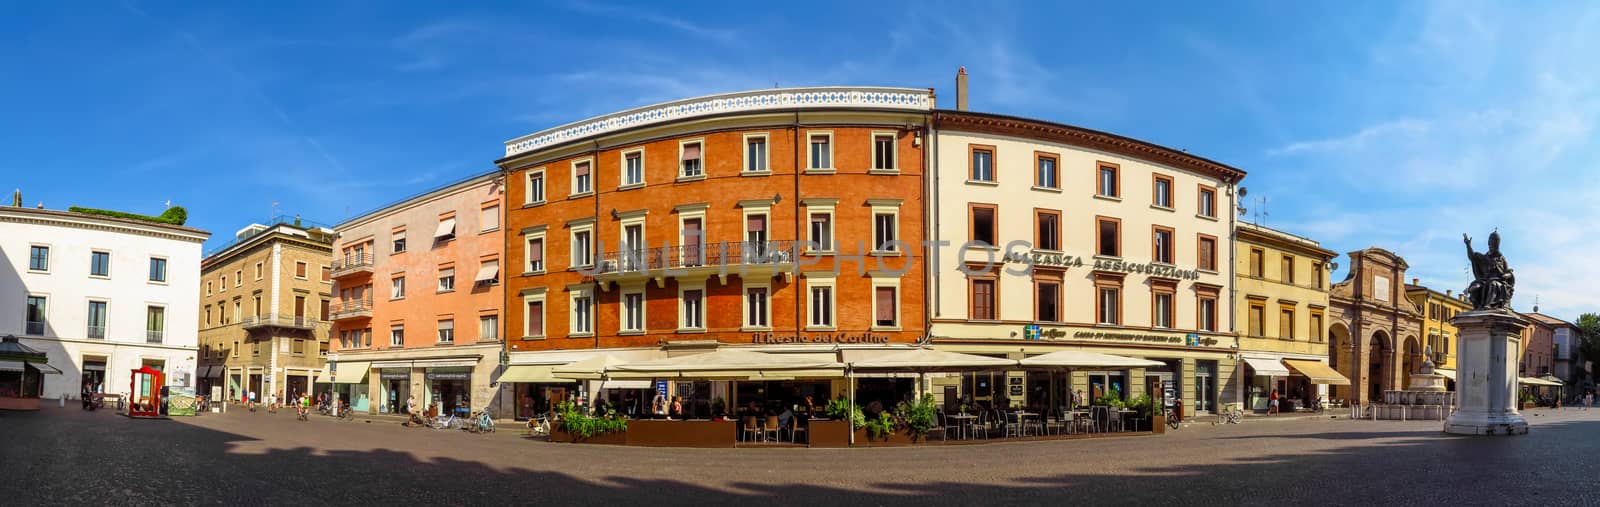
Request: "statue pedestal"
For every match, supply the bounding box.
[1444,310,1528,436]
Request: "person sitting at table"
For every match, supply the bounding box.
[777,405,794,433]
[800,395,816,418]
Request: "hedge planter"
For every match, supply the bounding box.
[808,419,852,448]
[854,428,915,447]
[550,428,627,445]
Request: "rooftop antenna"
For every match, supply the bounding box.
[271,201,280,223]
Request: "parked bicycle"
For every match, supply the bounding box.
[465,411,495,434]
[1211,402,1243,425]
[430,412,461,431]
[527,414,552,437]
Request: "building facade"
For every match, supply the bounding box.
[327,173,504,416]
[1233,222,1338,412]
[1404,282,1472,386]
[0,205,208,400]
[1325,248,1425,405]
[497,87,931,419]
[197,219,334,403]
[925,109,1245,418]
[1521,312,1557,378]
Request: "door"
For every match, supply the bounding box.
[294,296,306,326]
[623,224,644,271]
[683,218,703,266]
[1195,360,1217,413]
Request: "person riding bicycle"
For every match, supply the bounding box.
[405,396,427,427]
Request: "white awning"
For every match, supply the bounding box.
[474,262,500,282]
[552,354,629,380]
[332,362,371,384]
[498,365,570,383]
[848,348,1016,372]
[0,360,24,372]
[1435,369,1456,381]
[433,218,456,238]
[609,349,844,380]
[1519,376,1562,387]
[28,362,63,374]
[1017,350,1165,369]
[84,363,105,371]
[1243,357,1291,377]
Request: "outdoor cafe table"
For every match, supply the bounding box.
[948,413,977,439]
[1013,411,1038,437]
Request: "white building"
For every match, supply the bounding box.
[0,205,209,400]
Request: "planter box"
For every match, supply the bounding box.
[627,420,735,448]
[0,397,40,411]
[550,428,627,445]
[854,428,916,447]
[808,419,852,448]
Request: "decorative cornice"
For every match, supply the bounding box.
[935,110,1247,182]
[502,87,934,158]
[0,208,209,244]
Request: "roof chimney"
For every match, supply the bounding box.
[1412,278,1418,286]
[956,67,969,111]
[1446,289,1452,297]
[11,189,19,207]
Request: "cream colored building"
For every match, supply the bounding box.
[927,108,1245,418]
[197,219,334,402]
[1404,283,1471,383]
[1233,222,1341,411]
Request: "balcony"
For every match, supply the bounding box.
[146,330,163,343]
[593,240,798,285]
[329,298,374,320]
[25,321,44,335]
[240,315,321,331]
[87,325,106,339]
[330,254,375,279]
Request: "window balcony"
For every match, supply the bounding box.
[240,315,321,331]
[87,326,106,339]
[330,254,375,279]
[146,330,164,343]
[593,241,798,284]
[25,321,44,335]
[329,298,374,320]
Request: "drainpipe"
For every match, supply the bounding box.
[1227,176,1241,410]
[924,111,937,337]
[793,112,803,333]
[593,139,602,352]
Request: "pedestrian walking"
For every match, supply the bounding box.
[1585,392,1593,410]
[1268,389,1280,416]
[248,390,257,412]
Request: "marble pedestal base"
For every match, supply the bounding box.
[1444,310,1528,436]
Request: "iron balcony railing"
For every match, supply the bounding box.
[594,240,798,275]
[147,330,164,343]
[25,321,44,335]
[239,315,321,330]
[87,325,106,339]
[329,298,375,319]
[330,253,375,277]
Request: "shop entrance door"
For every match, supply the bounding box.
[82,358,107,397]
[1195,360,1217,413]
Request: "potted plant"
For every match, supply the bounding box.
[865,412,896,441]
[897,394,938,443]
[552,401,627,444]
[1521,392,1537,410]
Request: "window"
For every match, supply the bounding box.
[1310,312,1324,342]
[24,296,46,335]
[28,245,48,272]
[90,251,110,277]
[87,301,107,338]
[623,150,644,186]
[1198,296,1217,332]
[1098,288,1120,325]
[1152,226,1174,264]
[391,276,405,299]
[206,282,212,296]
[623,292,645,332]
[874,286,898,328]
[221,276,228,291]
[571,293,594,335]
[1097,217,1121,257]
[437,319,454,343]
[234,269,242,287]
[1153,293,1173,328]
[678,216,703,267]
[1249,248,1264,277]
[1198,186,1217,218]
[253,340,261,356]
[475,260,500,287]
[525,298,545,337]
[744,135,768,173]
[1153,174,1173,208]
[1037,281,1060,322]
[971,279,996,320]
[1280,306,1295,339]
[809,285,835,328]
[573,159,593,194]
[232,341,239,357]
[622,223,645,270]
[204,305,211,326]
[526,170,546,204]
[479,315,498,341]
[970,145,994,182]
[1097,163,1120,197]
[680,141,704,178]
[438,268,455,292]
[392,231,407,253]
[321,266,331,282]
[295,261,308,279]
[1036,153,1059,189]
[148,257,167,282]
[252,297,261,318]
[571,230,593,267]
[745,286,769,328]
[481,205,500,232]
[320,299,329,321]
[526,237,545,272]
[1036,210,1060,251]
[808,212,833,251]
[874,212,897,252]
[971,204,997,246]
[746,213,768,244]
[1198,235,1217,271]
[808,133,832,170]
[681,289,705,330]
[1248,301,1266,337]
[872,133,896,171]
[1281,255,1295,284]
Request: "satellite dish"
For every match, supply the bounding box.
[1238,186,1249,197]
[1330,262,1340,271]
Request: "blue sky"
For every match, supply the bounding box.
[4,1,1597,318]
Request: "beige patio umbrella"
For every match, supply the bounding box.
[552,353,630,380]
[607,348,844,380]
[1018,350,1165,369]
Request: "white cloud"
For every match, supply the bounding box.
[1265,119,1431,156]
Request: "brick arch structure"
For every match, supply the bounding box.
[1325,248,1424,405]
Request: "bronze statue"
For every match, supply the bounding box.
[1463,230,1515,311]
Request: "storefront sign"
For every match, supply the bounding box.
[424,372,471,380]
[749,332,891,344]
[380,370,409,380]
[1001,251,1086,269]
[655,381,668,399]
[1021,326,1220,347]
[999,251,1202,280]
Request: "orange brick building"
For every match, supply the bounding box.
[496,88,934,418]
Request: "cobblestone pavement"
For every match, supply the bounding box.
[3,404,1597,506]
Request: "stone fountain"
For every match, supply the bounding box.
[1374,348,1453,420]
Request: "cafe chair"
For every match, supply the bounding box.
[939,412,961,441]
[1044,410,1067,436]
[787,418,807,444]
[763,415,781,442]
[741,416,762,442]
[972,411,989,440]
[1003,411,1022,438]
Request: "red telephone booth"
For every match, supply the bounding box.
[129,366,164,418]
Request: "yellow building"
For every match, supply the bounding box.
[1234,223,1343,412]
[1404,283,1472,385]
